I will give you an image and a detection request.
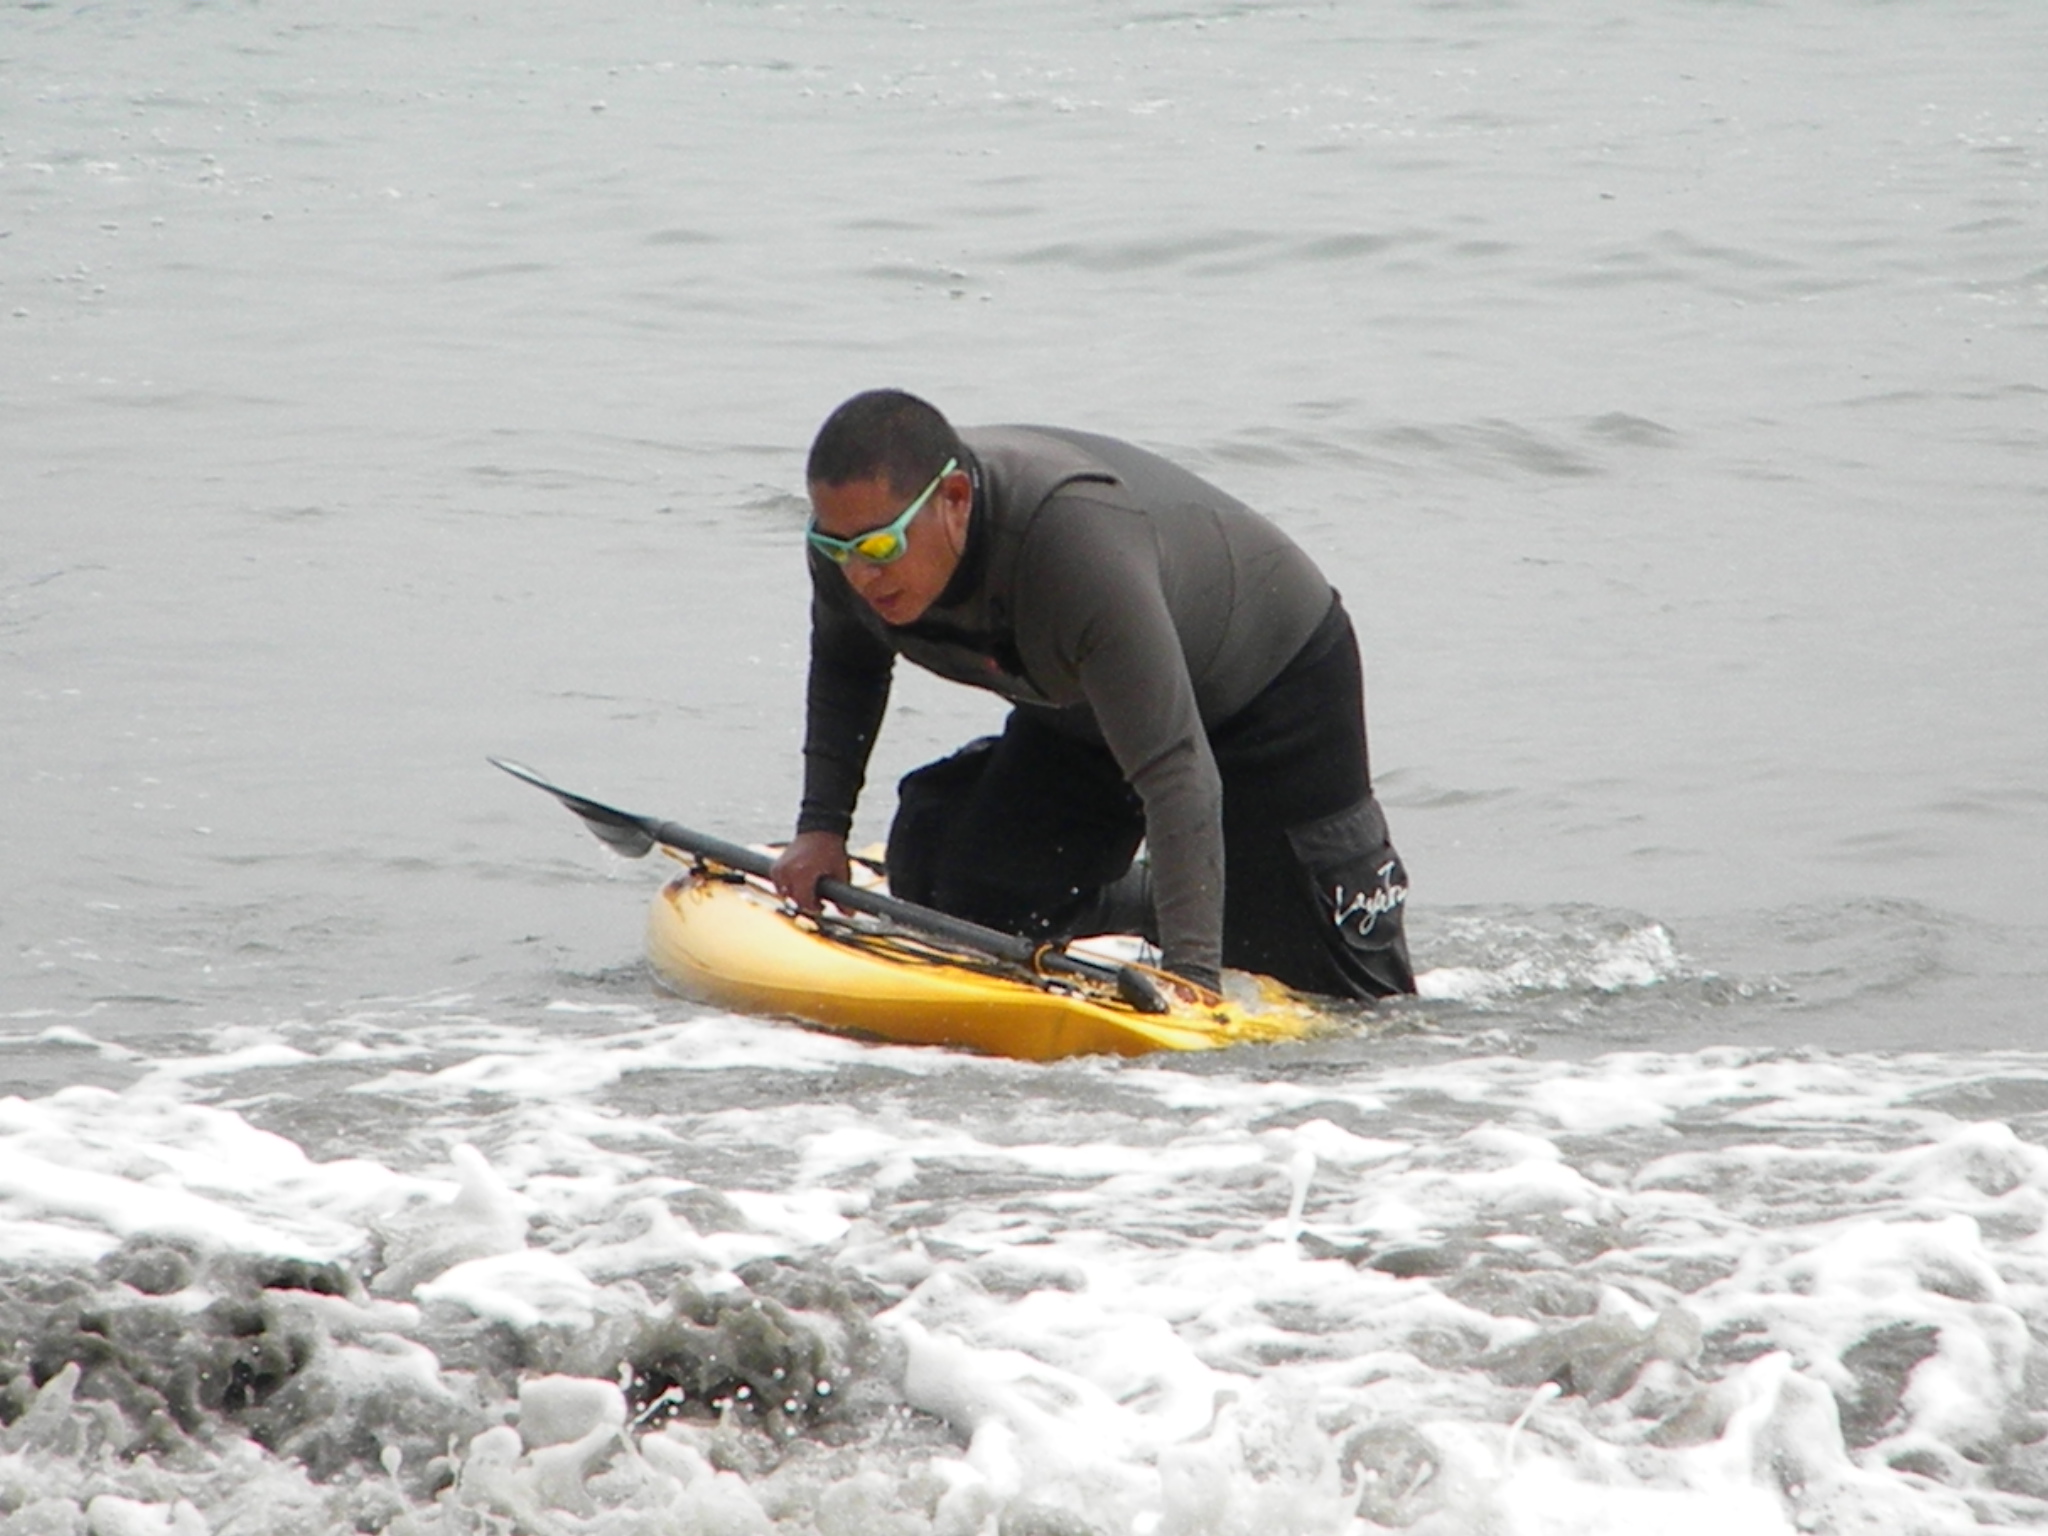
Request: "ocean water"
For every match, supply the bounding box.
[4,1,2047,1531]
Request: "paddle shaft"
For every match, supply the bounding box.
[489,758,1168,1010]
[644,819,1130,988]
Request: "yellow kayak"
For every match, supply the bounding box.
[646,868,1328,1060]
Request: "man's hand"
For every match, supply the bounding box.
[771,830,851,914]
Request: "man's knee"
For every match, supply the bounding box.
[929,869,1071,940]
[885,738,999,906]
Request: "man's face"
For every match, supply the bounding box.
[808,466,971,626]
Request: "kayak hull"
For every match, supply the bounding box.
[645,870,1323,1060]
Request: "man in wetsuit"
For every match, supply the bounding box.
[769,388,1413,1000]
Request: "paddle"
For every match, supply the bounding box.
[489,757,1172,1015]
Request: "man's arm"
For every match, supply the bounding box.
[774,563,895,910]
[1020,508,1227,989]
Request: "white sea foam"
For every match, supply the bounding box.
[9,1023,2048,1532]
[1415,920,1687,1006]
[0,1086,413,1261]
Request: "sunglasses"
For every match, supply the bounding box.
[805,458,958,566]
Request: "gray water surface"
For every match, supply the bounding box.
[4,4,2048,1531]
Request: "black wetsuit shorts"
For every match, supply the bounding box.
[885,598,1415,1000]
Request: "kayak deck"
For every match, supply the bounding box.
[646,868,1327,1060]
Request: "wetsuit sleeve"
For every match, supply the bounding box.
[797,558,895,837]
[1016,504,1225,988]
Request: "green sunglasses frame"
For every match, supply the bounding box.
[805,458,959,566]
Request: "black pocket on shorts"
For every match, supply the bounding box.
[1285,796,1411,952]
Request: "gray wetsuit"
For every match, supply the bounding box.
[797,426,1336,984]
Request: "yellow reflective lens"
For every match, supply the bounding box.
[849,530,908,562]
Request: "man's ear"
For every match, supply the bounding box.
[936,468,973,550]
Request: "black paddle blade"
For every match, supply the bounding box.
[489,757,658,858]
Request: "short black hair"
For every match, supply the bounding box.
[806,389,962,496]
